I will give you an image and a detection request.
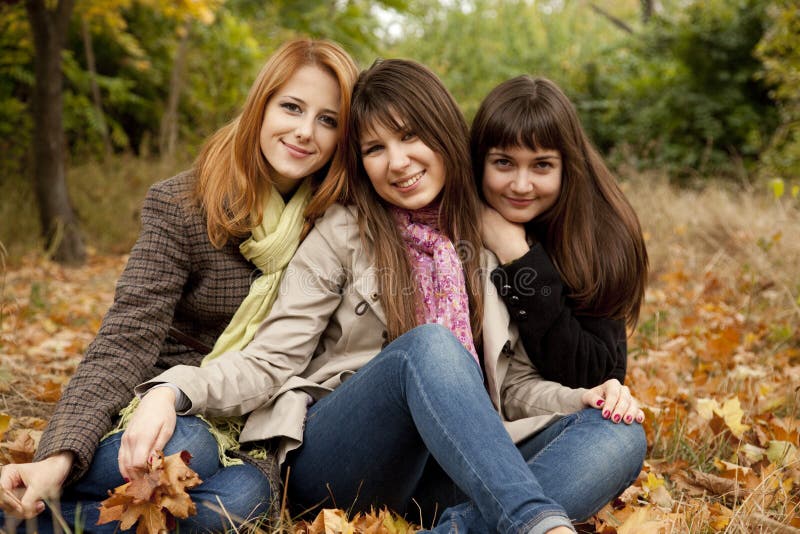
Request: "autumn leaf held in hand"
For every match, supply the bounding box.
[97,450,202,534]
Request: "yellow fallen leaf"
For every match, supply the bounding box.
[696,398,718,420]
[766,440,797,466]
[718,398,750,439]
[696,397,750,439]
[322,509,354,534]
[708,502,732,530]
[740,443,765,462]
[0,413,10,439]
[618,506,670,534]
[381,510,415,533]
[643,472,665,493]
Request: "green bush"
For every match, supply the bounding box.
[587,0,779,179]
[755,1,800,179]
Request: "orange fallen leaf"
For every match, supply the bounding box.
[97,450,201,534]
[30,379,63,403]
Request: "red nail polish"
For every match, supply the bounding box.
[625,415,632,423]
[636,414,644,423]
[596,399,604,407]
[602,410,610,418]
[613,414,621,423]
[124,477,130,483]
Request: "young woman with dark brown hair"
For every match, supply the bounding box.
[0,39,358,533]
[122,59,646,534]
[471,75,649,390]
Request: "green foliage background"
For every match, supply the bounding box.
[0,0,798,255]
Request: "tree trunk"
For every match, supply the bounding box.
[26,0,85,266]
[641,0,654,23]
[81,15,112,157]
[159,23,191,157]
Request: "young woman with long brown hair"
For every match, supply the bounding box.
[120,59,646,534]
[471,75,649,390]
[0,39,358,533]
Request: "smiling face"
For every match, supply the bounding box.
[259,65,342,195]
[481,145,562,224]
[359,119,446,211]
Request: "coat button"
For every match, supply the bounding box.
[509,295,520,305]
[501,284,512,296]
[370,292,380,301]
[517,309,528,319]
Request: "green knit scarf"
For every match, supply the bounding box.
[111,179,312,466]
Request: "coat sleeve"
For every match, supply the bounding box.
[491,244,627,388]
[34,180,192,483]
[137,213,349,417]
[501,343,587,421]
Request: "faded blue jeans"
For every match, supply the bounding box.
[1,416,271,533]
[285,324,645,534]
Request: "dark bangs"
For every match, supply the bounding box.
[482,93,562,153]
[350,60,449,156]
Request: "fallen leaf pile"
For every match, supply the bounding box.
[1,216,799,533]
[97,449,202,534]
[294,507,417,534]
[588,264,800,532]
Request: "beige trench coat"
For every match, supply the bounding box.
[138,204,587,463]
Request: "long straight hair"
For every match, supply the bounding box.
[471,76,648,328]
[347,59,484,343]
[194,39,358,247]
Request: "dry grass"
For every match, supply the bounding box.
[0,152,192,263]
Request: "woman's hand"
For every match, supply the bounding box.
[480,205,530,264]
[582,378,644,425]
[118,387,177,480]
[0,452,73,519]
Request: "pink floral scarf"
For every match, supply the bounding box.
[391,204,480,366]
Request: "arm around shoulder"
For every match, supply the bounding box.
[492,244,627,388]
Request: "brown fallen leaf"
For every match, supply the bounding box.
[97,449,202,534]
[0,430,39,463]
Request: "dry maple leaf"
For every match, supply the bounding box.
[0,429,39,463]
[97,449,202,534]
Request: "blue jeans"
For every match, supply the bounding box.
[429,408,646,533]
[1,416,271,533]
[286,324,644,534]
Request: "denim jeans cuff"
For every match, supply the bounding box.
[523,511,576,534]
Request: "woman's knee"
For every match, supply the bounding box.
[392,324,478,374]
[164,416,220,478]
[585,409,647,482]
[190,463,272,527]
